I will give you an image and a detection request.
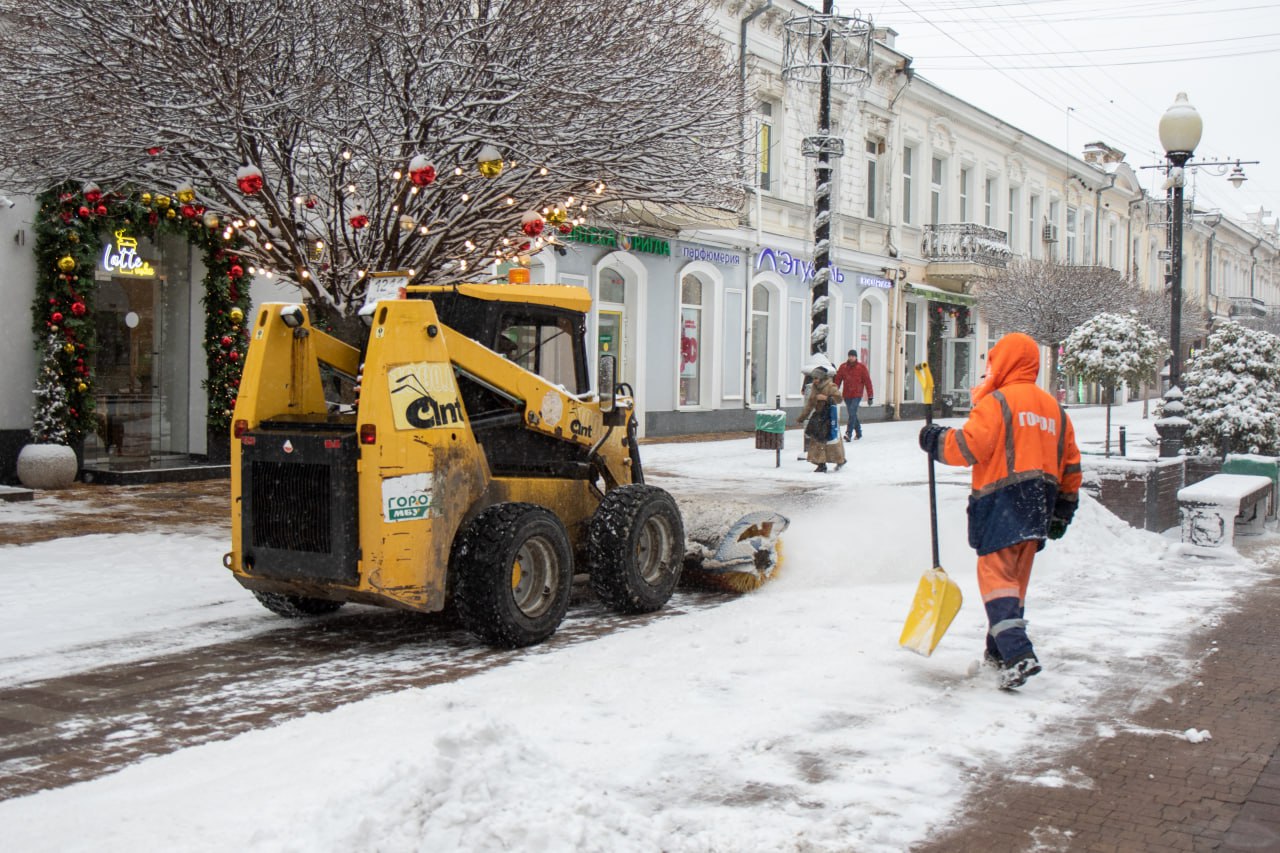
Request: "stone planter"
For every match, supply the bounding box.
[16,443,78,490]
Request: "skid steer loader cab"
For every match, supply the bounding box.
[227,281,687,647]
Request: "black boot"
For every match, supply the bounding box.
[814,463,827,473]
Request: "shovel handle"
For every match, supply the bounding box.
[914,363,941,570]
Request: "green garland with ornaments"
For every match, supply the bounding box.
[31,182,249,446]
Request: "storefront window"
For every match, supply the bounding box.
[678,275,703,407]
[599,269,625,304]
[750,284,770,404]
[903,302,919,401]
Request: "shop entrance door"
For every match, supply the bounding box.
[89,276,162,463]
[945,338,976,411]
[597,309,624,386]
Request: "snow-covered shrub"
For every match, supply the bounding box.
[1181,320,1280,455]
[1061,312,1165,395]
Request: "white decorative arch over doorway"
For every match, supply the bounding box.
[592,250,648,436]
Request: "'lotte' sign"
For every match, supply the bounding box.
[101,229,157,278]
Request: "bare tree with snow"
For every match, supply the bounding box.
[974,260,1131,389]
[1061,312,1164,455]
[0,0,743,333]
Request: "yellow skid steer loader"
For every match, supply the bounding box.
[225,280,785,647]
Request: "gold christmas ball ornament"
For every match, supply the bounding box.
[64,343,76,354]
[477,144,503,179]
[165,208,176,219]
[77,382,88,393]
[229,307,244,323]
[57,255,77,273]
[203,211,220,229]
[155,194,171,209]
[141,192,153,206]
[176,183,196,204]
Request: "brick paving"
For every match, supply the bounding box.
[915,560,1280,853]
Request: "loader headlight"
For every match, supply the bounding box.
[279,304,305,328]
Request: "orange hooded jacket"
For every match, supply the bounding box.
[934,332,1083,555]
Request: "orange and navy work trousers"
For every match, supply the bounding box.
[978,539,1039,661]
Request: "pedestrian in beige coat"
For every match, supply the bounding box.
[797,366,847,473]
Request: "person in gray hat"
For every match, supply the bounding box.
[797,363,847,473]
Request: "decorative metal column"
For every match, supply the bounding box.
[783,7,872,360]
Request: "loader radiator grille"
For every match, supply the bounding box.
[250,461,332,553]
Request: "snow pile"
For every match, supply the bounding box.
[0,401,1271,852]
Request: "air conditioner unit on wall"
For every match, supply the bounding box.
[1042,223,1059,243]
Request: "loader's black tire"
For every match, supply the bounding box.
[450,503,574,648]
[252,591,345,618]
[589,485,685,614]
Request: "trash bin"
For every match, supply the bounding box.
[754,410,785,450]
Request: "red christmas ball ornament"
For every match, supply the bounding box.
[71,301,86,316]
[59,192,74,203]
[82,182,102,204]
[77,206,90,219]
[181,204,196,218]
[220,335,233,347]
[408,154,437,187]
[520,211,545,238]
[48,298,57,305]
[229,264,244,279]
[147,145,163,156]
[229,350,240,361]
[95,204,107,216]
[60,211,73,224]
[70,408,77,417]
[51,311,64,323]
[236,163,264,195]
[148,211,159,226]
[349,208,369,229]
[558,223,572,235]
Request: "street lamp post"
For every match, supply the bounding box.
[1158,92,1202,391]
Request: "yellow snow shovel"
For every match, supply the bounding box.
[899,363,963,656]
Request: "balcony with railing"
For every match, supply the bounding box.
[1228,296,1267,318]
[920,223,1012,284]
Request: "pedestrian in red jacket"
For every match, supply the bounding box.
[834,350,873,441]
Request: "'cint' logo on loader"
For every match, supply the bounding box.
[388,363,464,430]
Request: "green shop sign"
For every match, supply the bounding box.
[567,226,670,257]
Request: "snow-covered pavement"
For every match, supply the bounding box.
[0,400,1273,852]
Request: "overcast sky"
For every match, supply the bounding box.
[846,0,1277,225]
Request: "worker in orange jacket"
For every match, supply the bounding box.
[918,332,1082,689]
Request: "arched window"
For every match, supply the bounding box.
[678,274,705,406]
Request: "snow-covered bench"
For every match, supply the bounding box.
[1178,474,1274,549]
